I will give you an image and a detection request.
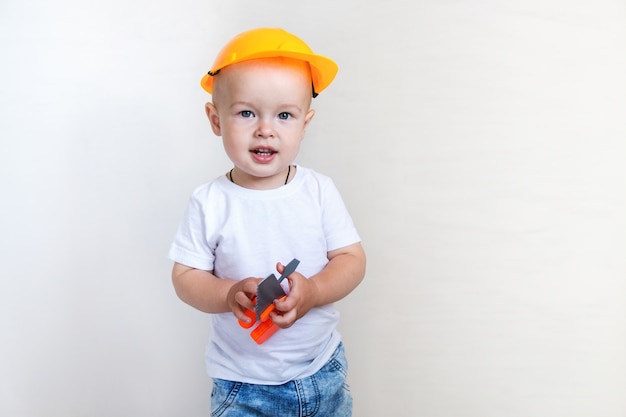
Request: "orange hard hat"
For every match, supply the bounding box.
[200,28,338,97]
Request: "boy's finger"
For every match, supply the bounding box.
[234,292,254,310]
[270,309,296,329]
[273,294,293,312]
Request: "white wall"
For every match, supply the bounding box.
[1,1,624,416]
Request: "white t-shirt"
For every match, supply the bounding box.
[168,166,361,384]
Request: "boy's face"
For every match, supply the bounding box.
[205,58,316,189]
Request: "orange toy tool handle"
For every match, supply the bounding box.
[250,295,287,344]
[251,319,280,344]
[237,295,288,344]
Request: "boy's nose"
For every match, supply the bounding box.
[255,120,275,138]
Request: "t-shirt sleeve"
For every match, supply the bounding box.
[168,190,215,271]
[321,178,361,252]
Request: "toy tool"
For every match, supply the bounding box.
[255,258,299,320]
[238,258,300,344]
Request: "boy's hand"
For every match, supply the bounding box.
[227,277,263,325]
[270,262,320,328]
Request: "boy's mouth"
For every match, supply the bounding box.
[251,147,277,157]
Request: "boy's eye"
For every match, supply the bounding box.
[278,112,292,120]
[239,110,254,118]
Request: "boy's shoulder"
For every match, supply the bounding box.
[290,166,339,193]
[190,173,228,196]
[296,165,333,183]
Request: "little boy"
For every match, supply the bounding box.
[169,27,366,416]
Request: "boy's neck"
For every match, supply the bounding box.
[228,166,294,190]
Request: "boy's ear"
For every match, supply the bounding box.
[205,102,222,136]
[303,109,315,132]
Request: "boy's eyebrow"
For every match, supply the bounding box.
[229,100,254,108]
[230,101,306,112]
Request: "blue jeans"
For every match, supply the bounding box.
[210,343,352,416]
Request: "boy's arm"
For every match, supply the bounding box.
[171,262,259,316]
[272,242,366,327]
[310,242,367,306]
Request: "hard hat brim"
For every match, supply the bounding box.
[200,51,338,96]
